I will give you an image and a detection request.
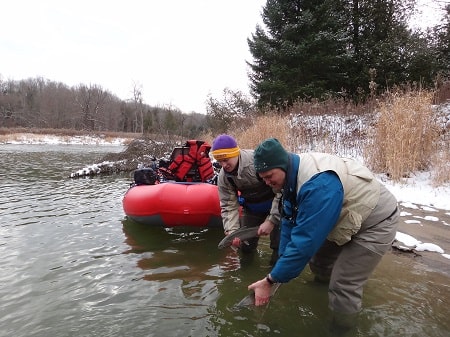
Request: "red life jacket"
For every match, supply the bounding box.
[166,140,215,182]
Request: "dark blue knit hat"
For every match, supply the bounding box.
[254,138,289,173]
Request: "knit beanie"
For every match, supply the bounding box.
[211,134,240,160]
[254,138,289,173]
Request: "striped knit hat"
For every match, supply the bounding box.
[211,134,240,160]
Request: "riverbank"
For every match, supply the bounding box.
[1,133,449,276]
[395,203,450,276]
[0,131,134,146]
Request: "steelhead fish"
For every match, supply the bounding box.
[217,226,259,249]
[235,283,282,308]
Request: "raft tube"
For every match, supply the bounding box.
[122,182,222,227]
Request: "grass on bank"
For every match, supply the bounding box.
[220,88,448,186]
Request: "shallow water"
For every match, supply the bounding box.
[0,144,448,337]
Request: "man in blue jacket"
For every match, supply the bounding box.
[248,138,399,328]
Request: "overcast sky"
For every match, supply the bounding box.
[0,0,444,115]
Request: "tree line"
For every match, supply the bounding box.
[2,0,449,137]
[0,77,208,139]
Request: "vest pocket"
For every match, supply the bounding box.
[327,210,363,246]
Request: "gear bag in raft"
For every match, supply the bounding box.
[133,167,158,185]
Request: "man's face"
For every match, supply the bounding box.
[217,156,239,173]
[258,168,286,192]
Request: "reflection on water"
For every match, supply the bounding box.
[122,219,228,282]
[0,144,448,337]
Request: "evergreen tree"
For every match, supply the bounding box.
[247,0,352,108]
[404,30,441,87]
[247,0,438,107]
[349,0,417,96]
[433,4,450,75]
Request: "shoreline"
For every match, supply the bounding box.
[0,132,133,146]
[395,203,450,277]
[2,133,449,276]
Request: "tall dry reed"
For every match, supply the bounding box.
[234,114,291,149]
[431,148,450,186]
[364,89,439,181]
[200,114,290,150]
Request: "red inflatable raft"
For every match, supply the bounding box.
[122,182,222,227]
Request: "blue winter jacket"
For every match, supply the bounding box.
[270,154,344,283]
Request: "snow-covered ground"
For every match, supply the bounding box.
[2,133,131,146]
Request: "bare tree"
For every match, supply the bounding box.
[206,88,256,133]
[132,82,144,134]
[0,75,210,134]
[75,84,108,130]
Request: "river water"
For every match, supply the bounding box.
[0,144,448,337]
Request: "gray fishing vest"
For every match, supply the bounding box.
[296,153,381,245]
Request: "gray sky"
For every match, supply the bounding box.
[0,0,443,114]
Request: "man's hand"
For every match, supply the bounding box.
[231,237,242,248]
[248,278,272,306]
[258,220,274,236]
[223,230,241,250]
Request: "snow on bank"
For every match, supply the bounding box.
[377,172,449,260]
[379,171,450,211]
[395,232,444,254]
[2,133,130,146]
[69,161,119,178]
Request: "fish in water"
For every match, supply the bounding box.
[217,226,259,249]
[235,283,282,308]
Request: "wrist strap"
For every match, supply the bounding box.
[266,275,275,285]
